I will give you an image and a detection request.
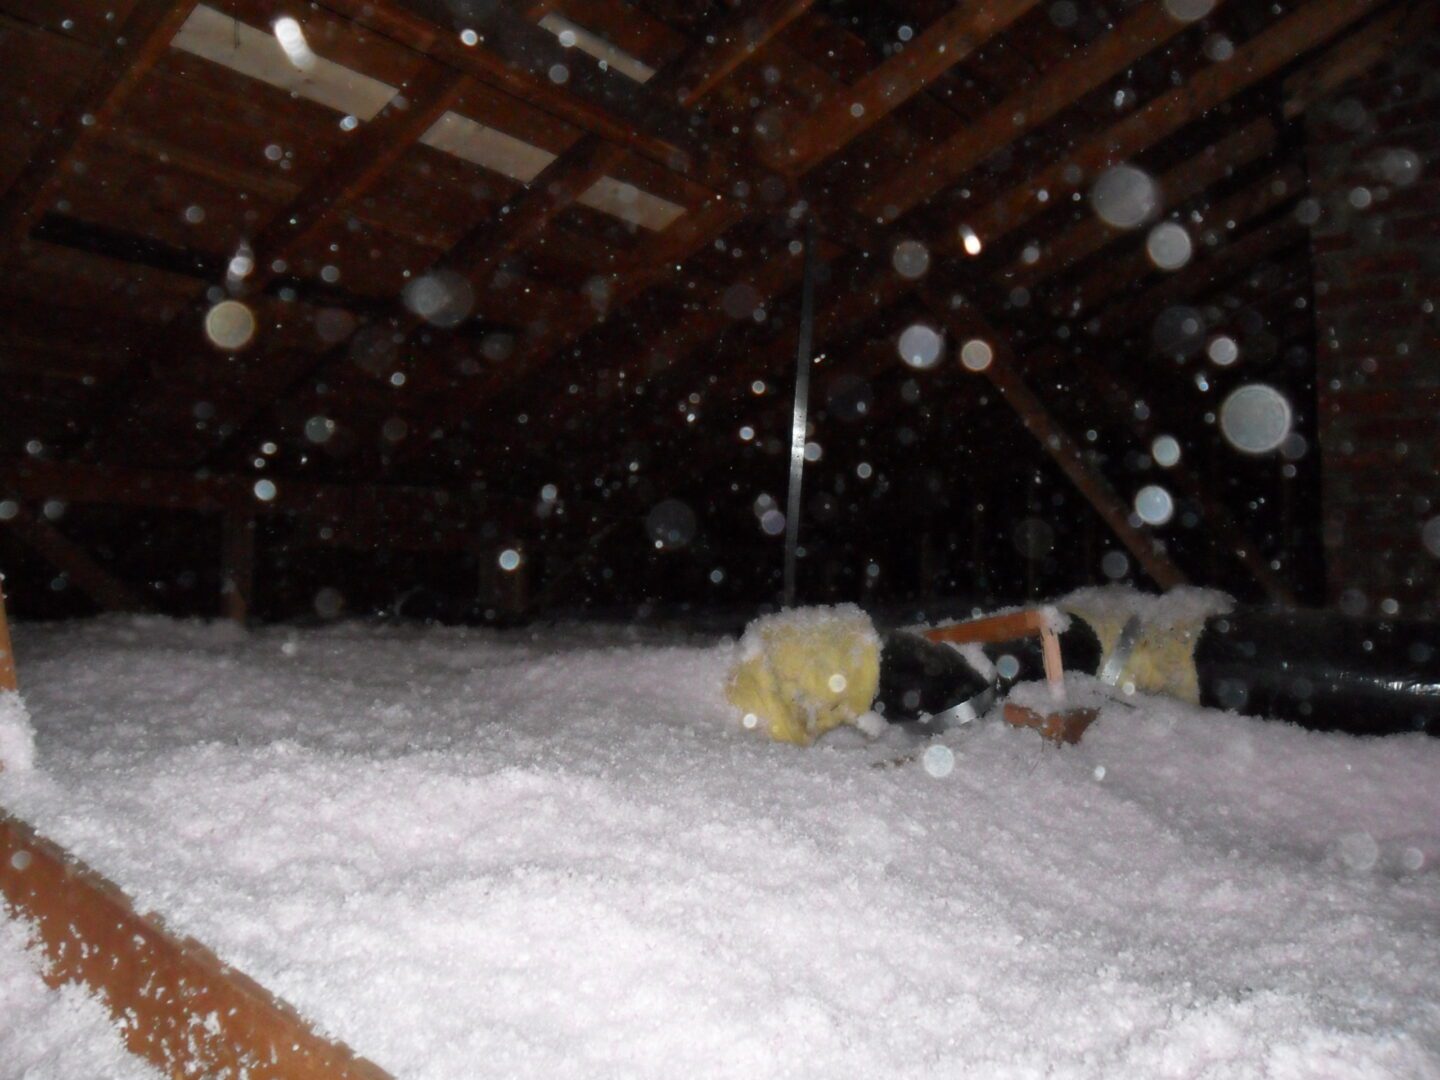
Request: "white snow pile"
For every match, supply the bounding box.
[1,615,1438,1079]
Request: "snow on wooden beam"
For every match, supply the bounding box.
[0,0,201,243]
[0,813,393,1080]
[0,505,150,613]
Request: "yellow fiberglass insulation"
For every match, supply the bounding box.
[726,605,880,746]
[1062,585,1234,704]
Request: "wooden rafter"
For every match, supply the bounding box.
[198,0,817,467]
[1006,116,1280,292]
[81,61,472,459]
[0,0,201,243]
[0,814,392,1078]
[919,288,1189,590]
[0,504,149,612]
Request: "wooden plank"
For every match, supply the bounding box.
[0,813,393,1079]
[857,0,1199,219]
[1006,116,1279,292]
[0,505,149,611]
[1061,346,1298,605]
[948,0,1390,258]
[782,0,1040,175]
[1056,161,1306,318]
[311,0,697,169]
[1282,2,1421,119]
[918,286,1188,590]
[0,0,200,241]
[1085,218,1307,340]
[220,509,255,623]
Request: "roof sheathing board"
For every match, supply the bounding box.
[169,5,686,231]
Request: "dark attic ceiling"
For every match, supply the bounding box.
[0,0,1430,618]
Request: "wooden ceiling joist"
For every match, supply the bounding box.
[0,0,200,242]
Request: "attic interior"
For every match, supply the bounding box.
[3,3,1440,1076]
[0,0,1435,624]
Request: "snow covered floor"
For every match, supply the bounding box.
[2,616,1438,1079]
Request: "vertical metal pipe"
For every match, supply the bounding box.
[784,219,818,608]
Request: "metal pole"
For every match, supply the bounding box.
[783,218,818,608]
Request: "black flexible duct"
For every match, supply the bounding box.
[984,609,1440,736]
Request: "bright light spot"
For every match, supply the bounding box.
[498,548,522,571]
[1151,435,1181,467]
[646,499,697,550]
[1375,147,1422,187]
[1220,384,1292,454]
[1423,518,1440,558]
[960,339,993,372]
[557,28,577,47]
[548,63,569,84]
[459,28,478,46]
[1093,765,1107,781]
[1337,831,1379,872]
[891,239,930,279]
[751,380,767,395]
[253,479,277,502]
[1163,0,1215,22]
[897,323,943,369]
[339,114,358,131]
[1020,243,1041,265]
[273,16,316,71]
[827,673,847,694]
[1207,335,1239,366]
[204,300,256,351]
[996,654,1020,680]
[184,204,205,224]
[227,245,254,279]
[1090,164,1159,229]
[856,462,872,479]
[304,416,335,444]
[1203,33,1234,61]
[739,425,754,441]
[0,500,16,521]
[959,225,982,256]
[849,102,864,118]
[1145,222,1193,270]
[1101,551,1130,579]
[403,271,474,328]
[540,484,558,502]
[1134,484,1174,525]
[922,745,955,778]
[803,441,822,462]
[760,508,786,536]
[742,712,758,730]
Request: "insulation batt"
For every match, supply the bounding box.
[1,616,1438,1079]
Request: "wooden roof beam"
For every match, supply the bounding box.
[1085,216,1308,341]
[1056,345,1298,605]
[312,0,697,169]
[490,0,1043,420]
[917,288,1189,590]
[939,0,1392,260]
[0,504,151,612]
[856,0,1213,221]
[0,0,201,244]
[1006,116,1280,292]
[201,1,816,468]
[1055,160,1307,319]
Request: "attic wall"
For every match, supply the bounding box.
[1305,26,1440,618]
